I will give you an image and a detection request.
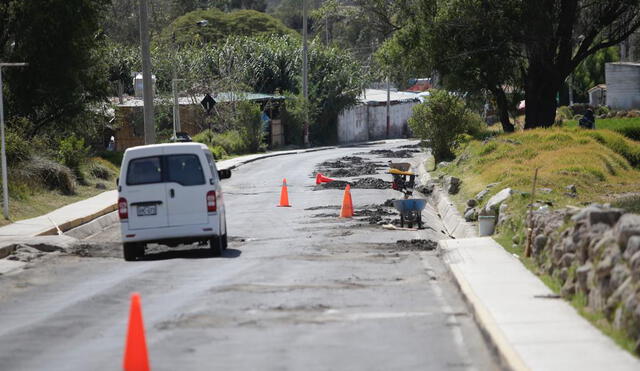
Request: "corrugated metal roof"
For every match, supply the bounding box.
[359,89,420,104]
[114,92,285,107]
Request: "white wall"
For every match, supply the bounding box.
[337,101,418,144]
[606,63,640,110]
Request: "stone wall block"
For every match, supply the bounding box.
[588,209,624,227]
[624,236,640,261]
[576,263,592,293]
[596,256,614,278]
[560,253,576,268]
[631,251,640,281]
[615,214,640,250]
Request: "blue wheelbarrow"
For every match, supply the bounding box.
[392,199,427,229]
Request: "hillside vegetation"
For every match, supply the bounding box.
[440,128,640,227]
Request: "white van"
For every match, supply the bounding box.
[117,143,231,261]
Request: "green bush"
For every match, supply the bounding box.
[557,106,573,121]
[595,105,610,116]
[209,145,227,160]
[6,129,32,163]
[194,129,247,155]
[58,135,90,183]
[86,157,118,180]
[97,151,124,167]
[408,89,478,162]
[235,100,265,153]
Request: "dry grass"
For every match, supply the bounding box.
[444,127,640,208]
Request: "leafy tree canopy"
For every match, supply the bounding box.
[161,8,296,46]
[1,0,110,137]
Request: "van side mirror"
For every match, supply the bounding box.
[116,177,119,186]
[218,169,231,180]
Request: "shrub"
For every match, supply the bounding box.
[209,145,227,160]
[6,129,32,163]
[235,100,265,153]
[557,106,573,120]
[97,151,124,167]
[595,105,610,116]
[86,157,118,180]
[58,135,90,183]
[16,155,76,195]
[194,129,247,155]
[408,89,477,162]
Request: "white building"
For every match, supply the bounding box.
[337,89,420,144]
[605,62,640,110]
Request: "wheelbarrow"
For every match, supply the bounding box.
[392,199,427,229]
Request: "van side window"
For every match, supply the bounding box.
[205,152,218,181]
[126,156,162,185]
[166,154,205,186]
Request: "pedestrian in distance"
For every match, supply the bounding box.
[579,109,596,129]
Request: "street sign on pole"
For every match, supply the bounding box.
[201,94,216,114]
[0,62,28,219]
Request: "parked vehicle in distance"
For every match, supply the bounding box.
[117,143,231,261]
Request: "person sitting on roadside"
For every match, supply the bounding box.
[579,109,596,129]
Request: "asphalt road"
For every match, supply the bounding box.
[0,140,501,371]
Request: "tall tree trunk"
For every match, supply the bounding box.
[490,87,515,133]
[524,63,559,129]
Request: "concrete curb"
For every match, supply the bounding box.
[37,204,118,237]
[417,155,527,370]
[444,249,529,371]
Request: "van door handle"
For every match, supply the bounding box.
[170,189,175,198]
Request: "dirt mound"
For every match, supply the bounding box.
[317,156,385,177]
[366,149,418,158]
[315,177,391,190]
[395,239,438,251]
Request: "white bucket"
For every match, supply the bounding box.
[478,215,496,236]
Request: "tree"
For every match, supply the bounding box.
[1,0,110,137]
[373,0,640,130]
[161,8,296,45]
[521,1,640,128]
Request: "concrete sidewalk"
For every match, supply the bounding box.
[439,237,640,371]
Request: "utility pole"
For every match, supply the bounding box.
[172,79,182,139]
[386,76,391,138]
[302,0,309,146]
[0,62,27,219]
[139,0,155,144]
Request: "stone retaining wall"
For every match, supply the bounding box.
[530,204,640,353]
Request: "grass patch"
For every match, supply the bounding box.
[566,117,640,141]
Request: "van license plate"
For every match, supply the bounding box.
[137,205,157,216]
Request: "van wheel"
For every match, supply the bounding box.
[209,237,223,257]
[222,219,228,250]
[123,243,143,261]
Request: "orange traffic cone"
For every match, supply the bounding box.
[123,293,150,371]
[340,184,354,218]
[316,173,335,184]
[278,178,291,207]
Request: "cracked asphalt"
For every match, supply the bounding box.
[0,140,501,370]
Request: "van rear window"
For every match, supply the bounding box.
[166,154,205,186]
[126,156,162,185]
[126,154,205,186]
